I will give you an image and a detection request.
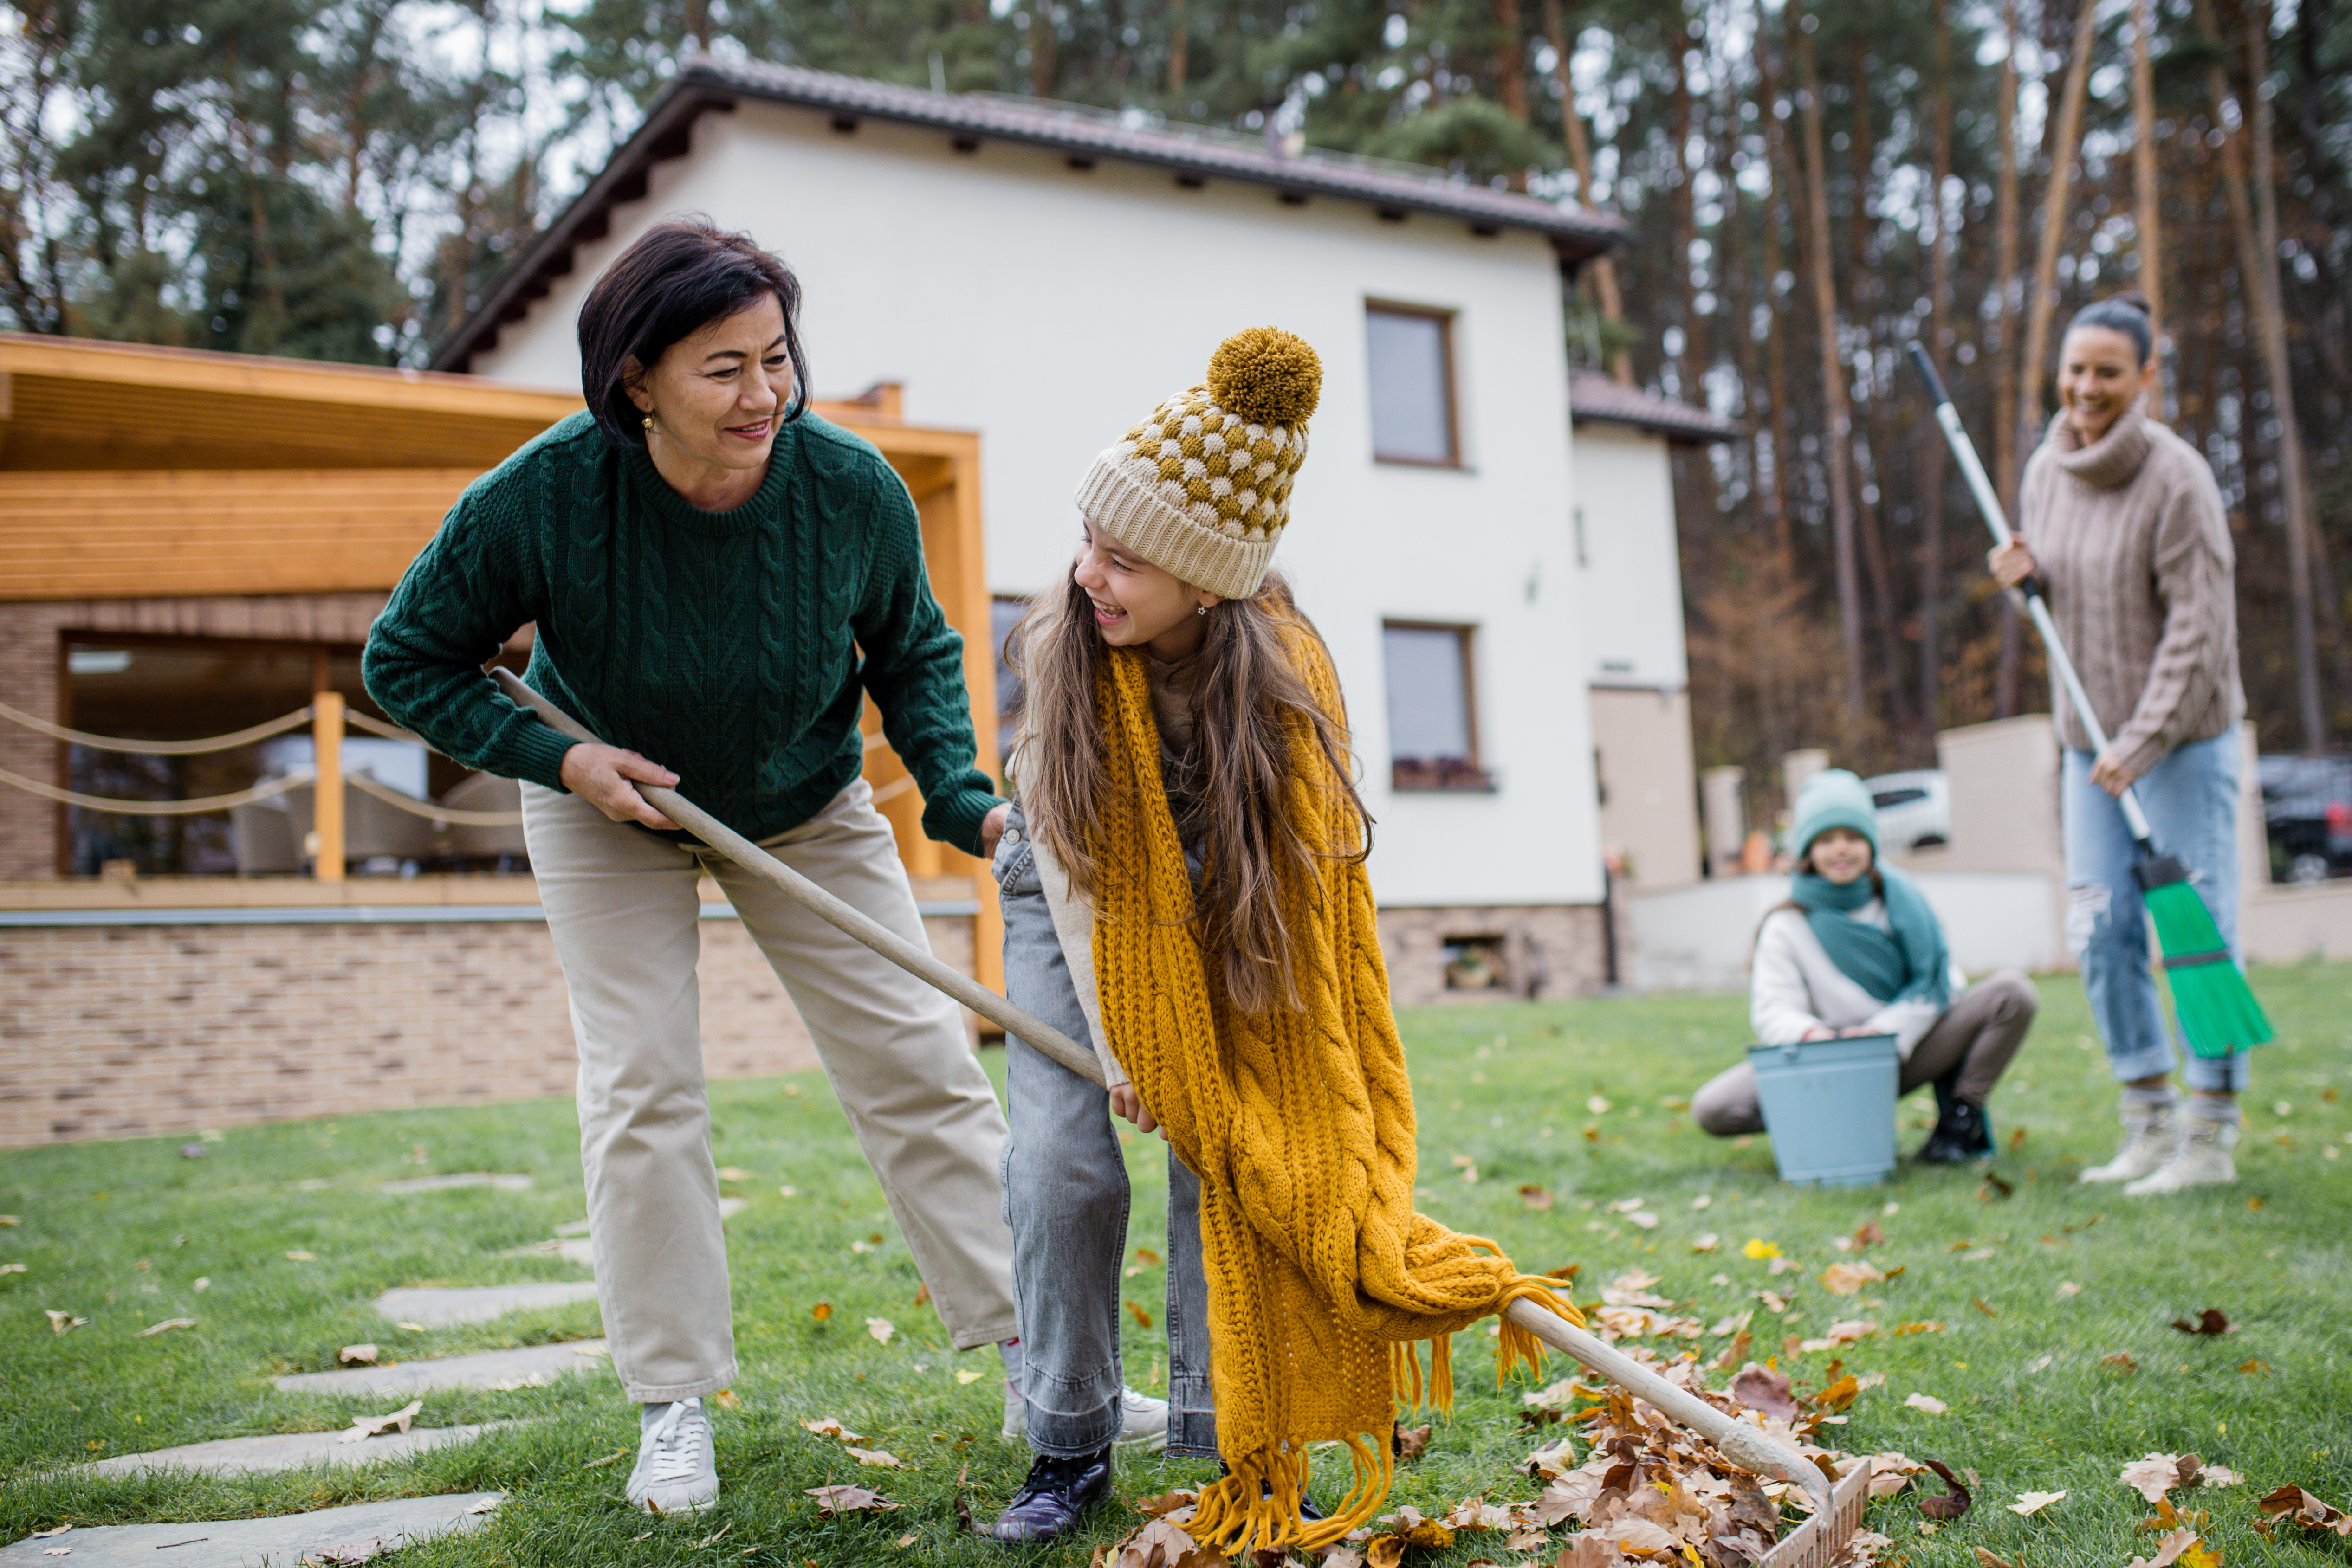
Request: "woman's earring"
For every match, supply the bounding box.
[1195,604,1209,616]
[641,414,655,433]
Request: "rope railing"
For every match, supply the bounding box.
[342,710,428,744]
[0,765,309,816]
[0,696,316,755]
[345,772,524,827]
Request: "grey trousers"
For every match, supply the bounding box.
[994,807,1216,1458]
[1692,970,2040,1137]
[524,777,1019,1402]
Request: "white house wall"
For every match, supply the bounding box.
[1568,424,1688,690]
[472,100,1601,908]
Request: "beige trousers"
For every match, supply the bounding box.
[524,777,1018,1402]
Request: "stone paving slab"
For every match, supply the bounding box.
[77,1422,523,1479]
[371,1283,599,1327]
[376,1173,533,1194]
[274,1340,609,1397]
[0,1491,503,1566]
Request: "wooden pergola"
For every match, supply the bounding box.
[0,334,1002,985]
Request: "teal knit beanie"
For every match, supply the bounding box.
[1793,769,1879,861]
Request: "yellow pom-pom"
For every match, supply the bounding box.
[1206,327,1322,429]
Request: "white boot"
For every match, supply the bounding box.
[2080,1103,2177,1184]
[2125,1114,2238,1195]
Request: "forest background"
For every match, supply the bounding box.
[3,0,2346,821]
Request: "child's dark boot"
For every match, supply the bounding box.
[990,1445,1113,1543]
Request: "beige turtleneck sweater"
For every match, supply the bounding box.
[2018,403,2246,779]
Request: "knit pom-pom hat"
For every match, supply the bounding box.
[1074,326,1322,600]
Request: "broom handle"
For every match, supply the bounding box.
[1906,344,2157,846]
[492,669,1833,1516]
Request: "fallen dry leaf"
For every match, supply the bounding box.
[1822,1261,1885,1296]
[1905,1393,1949,1415]
[1521,1185,1555,1211]
[955,1368,985,1385]
[1692,1233,1720,1253]
[1742,1239,1781,1260]
[137,1318,197,1338]
[1894,1320,1946,1336]
[716,1166,752,1181]
[44,1310,85,1334]
[1817,1374,1861,1413]
[847,1446,904,1468]
[1393,1421,1432,1461]
[338,1343,377,1365]
[1730,1364,1801,1420]
[2257,1484,2352,1538]
[2170,1309,2234,1336]
[806,1484,902,1515]
[1978,1173,2015,1200]
[336,1398,421,1444]
[811,1302,833,1322]
[1919,1458,1973,1521]
[1129,1489,1197,1518]
[1974,1549,2019,1568]
[710,1388,741,1410]
[800,1416,868,1444]
[2120,1454,2242,1503]
[284,1250,316,1262]
[2009,1491,2067,1516]
[0,1264,24,1276]
[2103,1353,2140,1375]
[2056,1282,2082,1299]
[866,1316,895,1345]
[1126,1299,1153,1329]
[2123,1525,2215,1568]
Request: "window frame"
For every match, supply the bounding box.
[1380,618,1494,793]
[1363,300,1464,470]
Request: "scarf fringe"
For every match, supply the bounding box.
[1192,1282,1587,1557]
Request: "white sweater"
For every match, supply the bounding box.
[1749,903,1967,1060]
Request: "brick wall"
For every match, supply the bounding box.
[1376,903,1612,1006]
[0,912,976,1148]
[0,593,391,880]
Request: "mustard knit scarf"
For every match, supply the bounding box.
[1088,638,1576,1556]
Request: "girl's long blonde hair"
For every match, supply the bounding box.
[1006,568,1371,1015]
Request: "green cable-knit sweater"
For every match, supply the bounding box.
[363,409,1002,856]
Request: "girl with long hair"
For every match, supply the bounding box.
[984,328,1570,1553]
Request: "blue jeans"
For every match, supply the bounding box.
[994,806,1216,1458]
[2063,730,2249,1093]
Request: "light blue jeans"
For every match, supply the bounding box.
[2062,730,2249,1093]
[993,806,1216,1459]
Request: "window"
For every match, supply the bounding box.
[1365,303,1460,465]
[1382,622,1491,791]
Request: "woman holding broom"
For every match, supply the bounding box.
[364,219,1164,1516]
[984,326,1572,1552]
[1990,291,2251,1196]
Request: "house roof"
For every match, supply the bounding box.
[430,58,1631,374]
[1568,369,1742,445]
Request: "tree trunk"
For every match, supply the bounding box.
[2242,0,2326,749]
[1029,5,1056,97]
[2015,0,2099,471]
[1494,0,1528,119]
[1920,0,1956,733]
[1166,0,1188,98]
[1756,22,1798,558]
[1843,38,1914,737]
[1992,0,2026,717]
[1795,10,1867,719]
[1544,0,1629,382]
[1669,27,1702,400]
[2132,0,2164,410]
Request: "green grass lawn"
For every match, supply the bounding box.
[3,966,2349,1567]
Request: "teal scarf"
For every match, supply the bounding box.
[1790,863,1951,1008]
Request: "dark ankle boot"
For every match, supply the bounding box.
[990,1445,1113,1542]
[1916,1097,1993,1163]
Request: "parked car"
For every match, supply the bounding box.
[2258,754,2352,883]
[1862,769,1951,852]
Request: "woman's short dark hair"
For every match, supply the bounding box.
[2066,290,2153,366]
[577,217,810,448]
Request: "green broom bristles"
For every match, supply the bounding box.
[2140,870,2274,1059]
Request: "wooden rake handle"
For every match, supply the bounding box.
[493,669,1834,1515]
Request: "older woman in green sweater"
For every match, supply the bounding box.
[367,221,1161,1515]
[1990,291,2251,1199]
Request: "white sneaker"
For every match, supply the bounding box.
[1116,1386,1170,1452]
[627,1397,718,1515]
[2124,1116,2238,1195]
[998,1382,1168,1452]
[2080,1104,2177,1184]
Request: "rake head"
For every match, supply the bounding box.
[1757,1460,1872,1568]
